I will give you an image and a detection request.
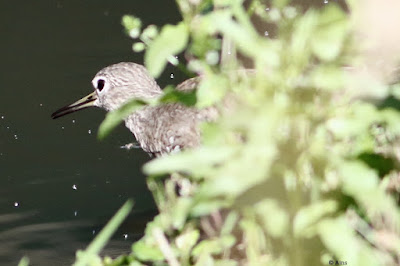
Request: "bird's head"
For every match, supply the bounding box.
[51,62,162,119]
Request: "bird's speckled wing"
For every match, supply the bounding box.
[176,77,200,92]
[126,103,206,157]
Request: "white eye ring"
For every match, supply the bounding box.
[92,76,109,93]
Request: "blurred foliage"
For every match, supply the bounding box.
[74,201,134,266]
[81,0,400,265]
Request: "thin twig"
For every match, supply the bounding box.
[153,227,180,266]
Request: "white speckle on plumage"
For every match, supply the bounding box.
[172,145,181,153]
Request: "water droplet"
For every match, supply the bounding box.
[61,126,65,130]
[123,234,128,240]
[72,184,77,190]
[39,103,43,107]
[72,120,75,124]
[170,73,174,79]
[88,129,92,134]
[14,135,18,140]
[74,210,78,217]
[92,230,96,235]
[324,0,328,3]
[1,115,4,119]
[264,31,269,36]
[14,202,19,207]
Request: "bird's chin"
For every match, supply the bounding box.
[101,99,134,112]
[101,104,118,112]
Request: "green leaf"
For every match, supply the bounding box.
[190,199,232,217]
[192,236,236,257]
[196,74,229,108]
[200,145,276,197]
[160,85,197,106]
[122,15,142,38]
[213,13,280,67]
[272,0,290,9]
[255,199,289,238]
[327,103,379,139]
[318,217,380,265]
[194,253,214,266]
[215,259,239,266]
[339,162,399,220]
[143,147,238,176]
[141,24,158,40]
[176,229,200,252]
[74,200,134,266]
[132,241,164,262]
[132,42,145,52]
[17,257,29,266]
[309,65,347,91]
[145,22,189,78]
[129,262,146,266]
[381,108,400,132]
[289,8,317,63]
[171,197,193,230]
[338,161,379,196]
[240,219,267,260]
[220,211,239,235]
[97,99,146,140]
[293,200,337,237]
[311,5,348,61]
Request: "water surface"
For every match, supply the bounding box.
[0,1,182,264]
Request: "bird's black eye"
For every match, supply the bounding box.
[97,79,105,91]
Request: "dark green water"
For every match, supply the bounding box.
[0,1,183,265]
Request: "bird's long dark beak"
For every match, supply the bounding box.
[51,92,97,119]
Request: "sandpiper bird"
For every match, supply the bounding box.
[51,62,217,157]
